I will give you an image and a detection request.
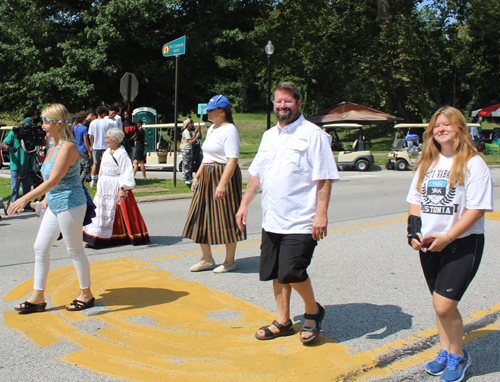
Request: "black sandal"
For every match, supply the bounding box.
[300,303,325,343]
[65,297,95,311]
[255,320,295,340]
[14,301,46,314]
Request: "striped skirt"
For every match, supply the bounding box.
[182,164,247,245]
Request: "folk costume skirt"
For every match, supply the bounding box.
[83,191,150,248]
[182,163,246,245]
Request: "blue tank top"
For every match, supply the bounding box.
[41,142,86,212]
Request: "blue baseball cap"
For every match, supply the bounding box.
[202,95,231,110]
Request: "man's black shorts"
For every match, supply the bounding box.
[260,229,317,284]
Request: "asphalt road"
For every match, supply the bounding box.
[0,166,499,381]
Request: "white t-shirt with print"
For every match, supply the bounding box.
[406,154,494,238]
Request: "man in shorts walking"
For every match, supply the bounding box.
[236,82,339,343]
[88,106,111,187]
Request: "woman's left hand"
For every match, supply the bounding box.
[7,197,28,216]
[117,189,129,204]
[215,184,226,201]
[426,233,453,252]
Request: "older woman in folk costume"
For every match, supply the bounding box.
[83,128,149,247]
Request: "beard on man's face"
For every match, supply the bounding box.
[275,107,293,121]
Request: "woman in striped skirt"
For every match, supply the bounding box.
[182,95,246,273]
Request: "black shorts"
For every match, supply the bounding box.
[260,229,317,284]
[420,233,484,301]
[135,149,145,162]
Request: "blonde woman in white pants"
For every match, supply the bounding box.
[8,103,94,313]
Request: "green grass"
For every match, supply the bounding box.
[87,178,195,199]
[0,177,249,201]
[0,177,194,201]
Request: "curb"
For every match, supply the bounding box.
[135,193,193,203]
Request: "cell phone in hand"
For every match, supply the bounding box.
[421,237,435,249]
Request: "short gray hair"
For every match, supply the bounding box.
[106,128,125,144]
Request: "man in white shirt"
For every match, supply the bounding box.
[104,104,122,131]
[88,106,112,187]
[236,82,339,343]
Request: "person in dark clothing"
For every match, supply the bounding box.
[133,120,146,178]
[83,109,97,129]
[122,110,137,163]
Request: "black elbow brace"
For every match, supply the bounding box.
[407,215,422,246]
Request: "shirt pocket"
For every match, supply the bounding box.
[284,140,308,170]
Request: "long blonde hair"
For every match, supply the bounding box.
[41,103,74,144]
[415,106,482,190]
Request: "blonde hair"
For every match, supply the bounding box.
[41,103,74,144]
[415,106,483,190]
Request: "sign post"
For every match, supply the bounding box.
[162,36,186,187]
[120,72,139,113]
[197,103,207,132]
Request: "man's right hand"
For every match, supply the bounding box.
[235,205,248,232]
[8,146,17,153]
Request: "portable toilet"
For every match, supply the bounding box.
[132,107,157,153]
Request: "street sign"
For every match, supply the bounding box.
[162,36,186,57]
[197,103,207,115]
[120,72,139,102]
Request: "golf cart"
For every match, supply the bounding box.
[323,123,374,171]
[386,123,483,171]
[385,123,426,171]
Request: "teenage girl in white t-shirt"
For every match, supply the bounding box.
[406,106,494,382]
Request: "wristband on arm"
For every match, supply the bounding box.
[407,215,422,246]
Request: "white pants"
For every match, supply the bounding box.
[33,204,91,290]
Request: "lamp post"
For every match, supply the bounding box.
[265,41,274,130]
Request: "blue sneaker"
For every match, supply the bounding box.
[426,349,448,375]
[441,350,472,382]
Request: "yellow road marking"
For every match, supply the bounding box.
[486,211,500,221]
[6,212,499,380]
[3,258,382,381]
[150,216,406,261]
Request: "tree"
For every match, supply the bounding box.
[465,0,500,109]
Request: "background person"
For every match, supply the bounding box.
[133,119,147,178]
[83,128,149,247]
[22,110,36,124]
[182,95,246,273]
[88,106,111,187]
[192,123,203,174]
[1,110,44,211]
[407,106,494,382]
[181,118,198,185]
[73,111,92,183]
[236,82,339,343]
[83,108,97,129]
[122,109,136,163]
[104,104,121,130]
[8,103,94,313]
